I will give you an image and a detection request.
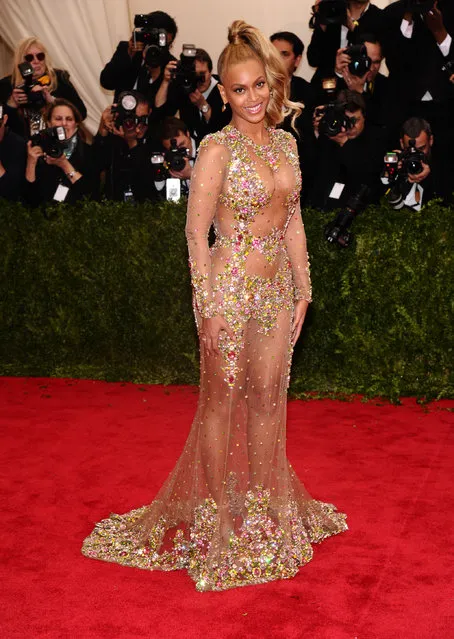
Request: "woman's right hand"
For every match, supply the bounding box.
[162,60,177,83]
[8,87,27,108]
[98,105,115,135]
[26,140,44,162]
[199,315,234,357]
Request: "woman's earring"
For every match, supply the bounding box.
[222,102,228,112]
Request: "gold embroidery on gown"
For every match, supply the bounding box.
[81,125,347,591]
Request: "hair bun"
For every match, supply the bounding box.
[227,20,249,45]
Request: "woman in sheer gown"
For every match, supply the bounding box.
[82,20,347,592]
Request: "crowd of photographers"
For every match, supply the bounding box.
[1,2,454,243]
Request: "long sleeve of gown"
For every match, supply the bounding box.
[185,139,226,318]
[284,198,312,303]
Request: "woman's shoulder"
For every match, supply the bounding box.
[272,127,297,149]
[198,126,235,158]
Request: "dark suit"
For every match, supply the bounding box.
[93,134,163,202]
[100,41,175,104]
[382,0,454,143]
[305,124,386,211]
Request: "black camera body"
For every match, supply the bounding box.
[17,62,49,108]
[345,44,372,77]
[172,45,204,94]
[112,92,148,130]
[31,126,67,158]
[316,103,355,137]
[310,0,347,27]
[383,141,427,208]
[133,14,170,68]
[165,138,189,172]
[150,140,189,181]
[324,185,370,247]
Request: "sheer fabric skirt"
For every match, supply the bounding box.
[82,266,347,591]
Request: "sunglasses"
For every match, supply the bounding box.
[24,52,45,62]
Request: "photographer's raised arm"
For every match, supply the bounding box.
[155,60,177,108]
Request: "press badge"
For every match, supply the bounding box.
[53,184,69,202]
[166,178,181,202]
[329,182,345,199]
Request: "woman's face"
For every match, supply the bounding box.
[24,44,47,78]
[50,106,78,138]
[219,58,270,127]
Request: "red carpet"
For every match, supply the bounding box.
[1,377,453,639]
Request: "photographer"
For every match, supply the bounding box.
[334,36,390,129]
[270,32,315,108]
[153,117,197,199]
[382,1,454,145]
[305,90,386,210]
[100,11,177,104]
[308,1,384,85]
[93,91,162,203]
[0,104,27,201]
[24,99,97,208]
[0,37,87,139]
[153,48,230,142]
[382,117,451,209]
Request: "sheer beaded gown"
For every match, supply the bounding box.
[82,124,347,591]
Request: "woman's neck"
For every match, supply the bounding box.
[230,117,270,145]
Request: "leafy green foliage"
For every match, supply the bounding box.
[0,199,452,400]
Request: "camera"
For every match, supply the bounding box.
[112,92,148,130]
[403,0,434,15]
[310,0,347,27]
[172,45,205,94]
[345,45,371,77]
[324,184,370,247]
[133,14,170,68]
[16,62,50,108]
[316,103,355,137]
[31,126,67,158]
[165,138,190,172]
[382,141,427,208]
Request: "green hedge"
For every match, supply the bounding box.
[0,199,452,400]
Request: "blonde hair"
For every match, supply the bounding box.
[217,20,302,129]
[11,37,58,92]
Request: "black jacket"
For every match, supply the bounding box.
[24,139,97,207]
[100,41,175,104]
[305,124,387,210]
[382,0,454,104]
[93,133,163,202]
[0,69,87,139]
[0,128,26,201]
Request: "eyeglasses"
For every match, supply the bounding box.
[24,52,45,62]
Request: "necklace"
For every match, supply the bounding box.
[227,124,281,172]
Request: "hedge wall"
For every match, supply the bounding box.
[0,199,452,400]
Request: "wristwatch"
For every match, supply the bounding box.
[200,103,209,114]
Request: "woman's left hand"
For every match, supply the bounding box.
[291,299,309,347]
[44,154,70,170]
